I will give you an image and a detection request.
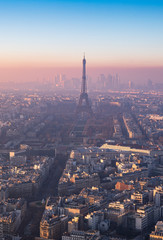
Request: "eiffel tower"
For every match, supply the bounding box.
[76,55,93,118]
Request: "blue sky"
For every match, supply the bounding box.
[0,0,163,82]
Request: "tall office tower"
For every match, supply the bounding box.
[115,73,120,89]
[76,55,93,118]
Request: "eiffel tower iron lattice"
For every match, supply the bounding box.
[76,55,93,117]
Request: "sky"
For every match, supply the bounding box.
[0,0,163,83]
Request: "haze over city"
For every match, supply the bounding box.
[0,1,163,240]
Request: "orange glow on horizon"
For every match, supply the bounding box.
[1,58,163,69]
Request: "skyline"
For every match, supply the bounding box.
[1,66,163,85]
[0,0,163,83]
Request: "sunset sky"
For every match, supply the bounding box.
[0,0,163,83]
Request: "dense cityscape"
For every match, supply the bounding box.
[0,55,162,240]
